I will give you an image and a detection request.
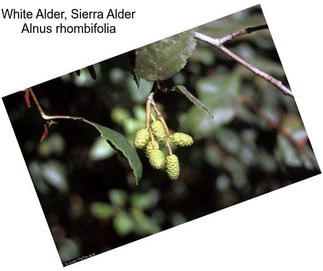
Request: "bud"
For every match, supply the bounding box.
[145,140,159,158]
[134,128,150,149]
[149,149,165,169]
[166,154,180,180]
[151,120,167,144]
[170,132,193,147]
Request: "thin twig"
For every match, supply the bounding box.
[194,31,293,97]
[148,92,173,155]
[25,88,100,134]
[145,98,156,146]
[238,94,311,160]
[27,88,70,120]
[219,24,268,44]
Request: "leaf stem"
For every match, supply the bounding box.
[148,92,173,155]
[145,98,156,148]
[150,113,156,122]
[24,88,102,136]
[24,88,142,184]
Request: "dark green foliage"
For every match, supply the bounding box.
[135,30,196,80]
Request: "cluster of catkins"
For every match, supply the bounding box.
[134,120,193,180]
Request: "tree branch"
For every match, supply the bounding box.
[219,24,268,44]
[194,30,293,98]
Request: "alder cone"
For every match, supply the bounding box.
[149,149,165,169]
[145,140,159,158]
[170,132,193,147]
[166,154,180,180]
[151,120,167,144]
[134,128,150,149]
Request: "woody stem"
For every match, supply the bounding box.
[145,99,155,146]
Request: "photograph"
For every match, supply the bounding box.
[2,5,320,266]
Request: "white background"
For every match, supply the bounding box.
[0,0,322,270]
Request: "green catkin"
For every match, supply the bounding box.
[145,140,159,158]
[149,149,165,169]
[134,128,150,149]
[166,154,180,180]
[170,132,194,147]
[151,120,167,144]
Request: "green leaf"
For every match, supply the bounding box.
[173,85,213,118]
[90,202,114,219]
[135,30,196,80]
[86,121,143,184]
[108,189,127,207]
[113,212,134,236]
[42,115,142,184]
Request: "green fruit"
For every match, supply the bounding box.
[145,140,159,158]
[166,154,180,180]
[134,128,150,149]
[170,132,193,147]
[151,120,167,144]
[149,149,165,169]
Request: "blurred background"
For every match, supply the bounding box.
[2,5,320,265]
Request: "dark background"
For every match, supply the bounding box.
[2,5,320,266]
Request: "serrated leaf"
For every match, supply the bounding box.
[80,121,142,184]
[92,123,142,184]
[34,114,142,184]
[173,85,213,118]
[135,30,196,81]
